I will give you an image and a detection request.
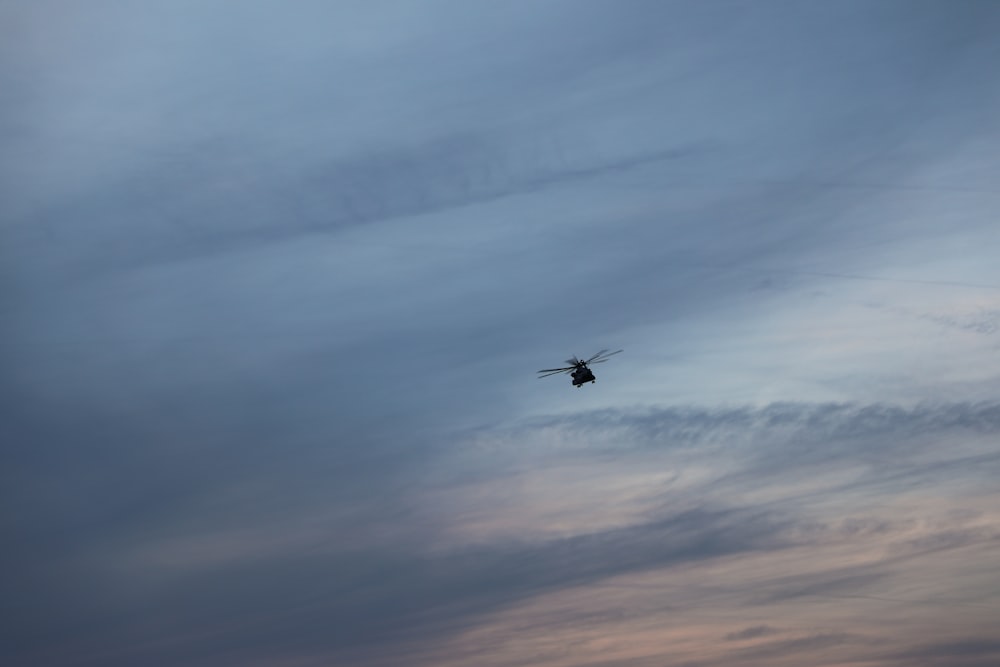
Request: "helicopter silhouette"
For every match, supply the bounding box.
[537,349,623,387]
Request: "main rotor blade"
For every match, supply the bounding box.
[538,369,572,378]
[565,357,580,366]
[537,366,574,373]
[588,348,623,362]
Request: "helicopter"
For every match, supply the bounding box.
[537,349,623,387]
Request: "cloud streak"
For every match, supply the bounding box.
[3,1,1000,666]
[8,400,997,665]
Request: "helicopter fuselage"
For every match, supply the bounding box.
[571,366,596,386]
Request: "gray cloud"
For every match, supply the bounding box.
[736,632,869,658]
[8,400,997,665]
[4,1,1000,666]
[724,625,780,641]
[508,401,1000,459]
[885,638,1000,667]
[2,506,787,665]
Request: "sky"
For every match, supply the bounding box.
[2,1,1000,665]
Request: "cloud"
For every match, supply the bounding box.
[3,2,1000,666]
[733,632,869,660]
[885,638,1000,667]
[4,397,999,665]
[391,401,1000,666]
[724,625,780,641]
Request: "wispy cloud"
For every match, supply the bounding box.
[3,1,1000,666]
[7,400,993,666]
[724,625,780,642]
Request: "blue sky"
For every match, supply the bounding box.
[3,2,1000,665]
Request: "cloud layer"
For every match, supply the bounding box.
[3,1,999,665]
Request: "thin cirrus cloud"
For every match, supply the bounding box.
[2,1,1000,666]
